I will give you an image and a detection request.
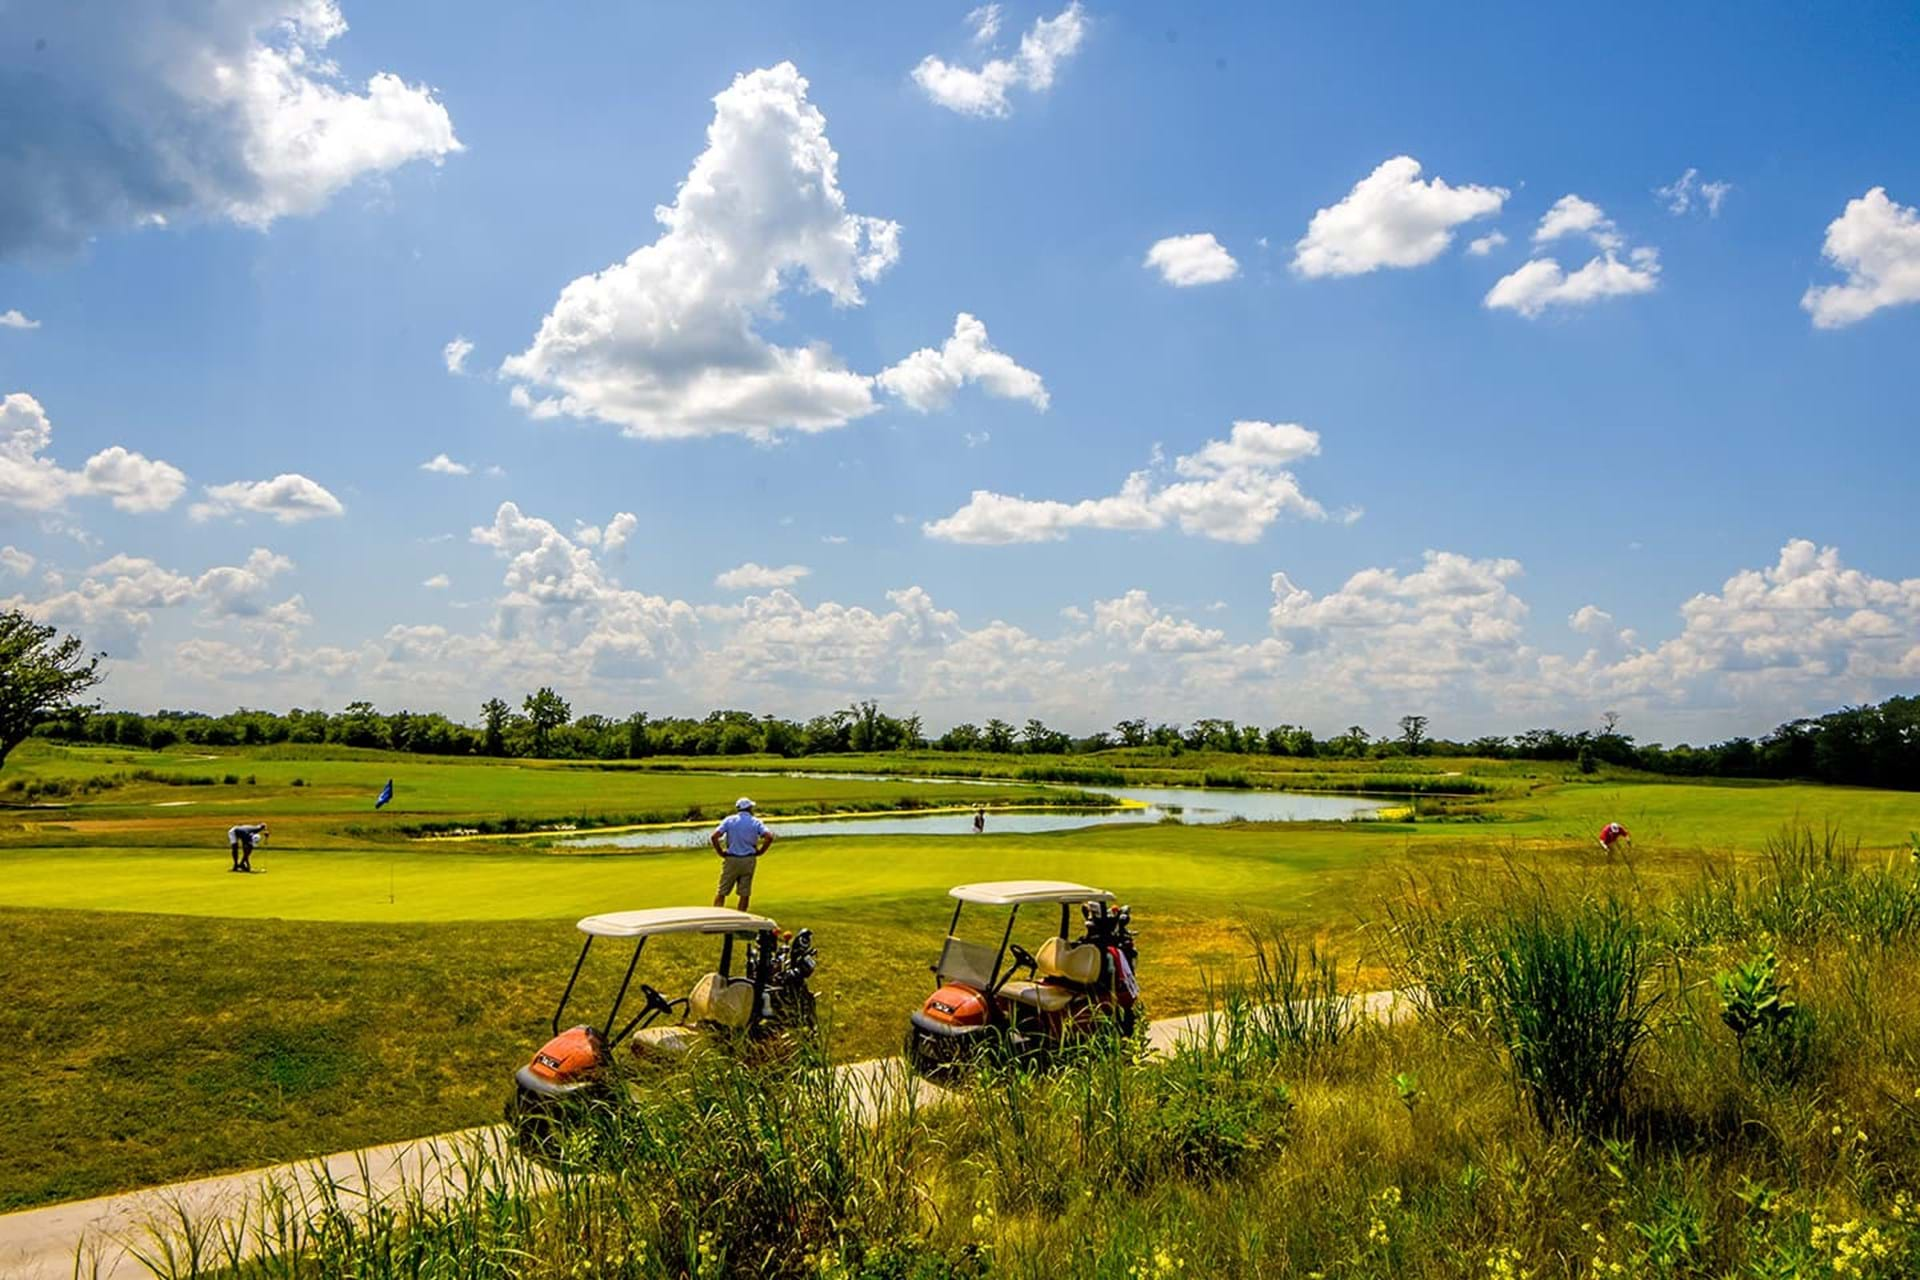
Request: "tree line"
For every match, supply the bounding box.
[25,688,1920,791]
[5,601,1914,790]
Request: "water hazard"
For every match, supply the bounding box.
[557,778,1379,850]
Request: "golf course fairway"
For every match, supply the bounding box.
[6,740,1920,1211]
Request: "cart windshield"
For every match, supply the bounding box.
[936,934,999,990]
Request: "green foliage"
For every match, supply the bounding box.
[0,608,103,770]
[1486,898,1658,1134]
[1714,951,1815,1085]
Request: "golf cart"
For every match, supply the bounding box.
[906,880,1138,1075]
[510,906,818,1137]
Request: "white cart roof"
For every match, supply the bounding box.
[576,907,778,938]
[949,880,1115,906]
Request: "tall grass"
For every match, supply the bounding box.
[1674,822,1920,946]
[1485,898,1659,1134]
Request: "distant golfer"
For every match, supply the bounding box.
[228,822,268,873]
[1598,821,1631,854]
[972,806,985,834]
[710,798,775,911]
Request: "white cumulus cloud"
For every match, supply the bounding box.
[926,420,1327,545]
[1486,196,1660,318]
[0,392,187,515]
[1293,156,1507,278]
[1801,187,1920,329]
[913,3,1087,118]
[1533,194,1624,251]
[0,1,460,258]
[420,453,471,476]
[442,337,474,375]
[1484,249,1661,318]
[500,63,902,441]
[1144,233,1240,286]
[1465,231,1507,256]
[423,573,451,590]
[876,313,1049,412]
[0,545,33,576]
[191,474,344,523]
[1,310,39,330]
[715,562,812,591]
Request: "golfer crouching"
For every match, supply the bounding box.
[709,798,775,911]
[228,822,268,872]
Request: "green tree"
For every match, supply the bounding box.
[982,718,1016,753]
[522,687,571,757]
[626,712,652,758]
[0,610,104,772]
[1398,714,1430,756]
[1112,718,1148,748]
[480,698,511,757]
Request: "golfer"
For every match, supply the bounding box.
[710,798,775,911]
[228,822,268,872]
[972,806,985,834]
[1598,821,1631,854]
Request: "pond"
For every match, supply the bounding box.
[556,777,1379,850]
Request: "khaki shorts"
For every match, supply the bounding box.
[716,855,759,898]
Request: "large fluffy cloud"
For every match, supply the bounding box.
[1578,540,1920,708]
[0,1,459,258]
[501,64,1042,441]
[925,420,1328,545]
[1485,195,1660,318]
[1293,156,1507,278]
[912,3,1087,118]
[0,393,187,515]
[1800,187,1920,329]
[1143,234,1240,287]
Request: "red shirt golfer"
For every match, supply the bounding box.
[1598,822,1631,853]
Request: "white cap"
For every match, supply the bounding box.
[736,797,756,811]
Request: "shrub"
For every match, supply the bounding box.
[222,773,240,785]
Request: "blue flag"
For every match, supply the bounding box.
[375,779,394,809]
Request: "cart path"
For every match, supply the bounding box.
[0,991,1411,1280]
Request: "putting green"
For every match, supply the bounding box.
[0,824,1400,922]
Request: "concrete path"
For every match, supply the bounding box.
[1,991,1410,1279]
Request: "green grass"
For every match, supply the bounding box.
[6,739,1920,1215]
[111,850,1920,1279]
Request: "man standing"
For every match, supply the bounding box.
[228,822,268,872]
[710,798,775,911]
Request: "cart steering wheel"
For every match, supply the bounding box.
[637,983,677,1027]
[1006,942,1038,976]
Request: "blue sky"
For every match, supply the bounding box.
[2,2,1917,741]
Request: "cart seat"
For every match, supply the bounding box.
[1000,938,1102,1012]
[688,972,754,1029]
[999,979,1076,1012]
[1037,938,1102,985]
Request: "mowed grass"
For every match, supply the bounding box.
[0,823,1426,1211]
[5,739,1920,1211]
[0,740,1099,851]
